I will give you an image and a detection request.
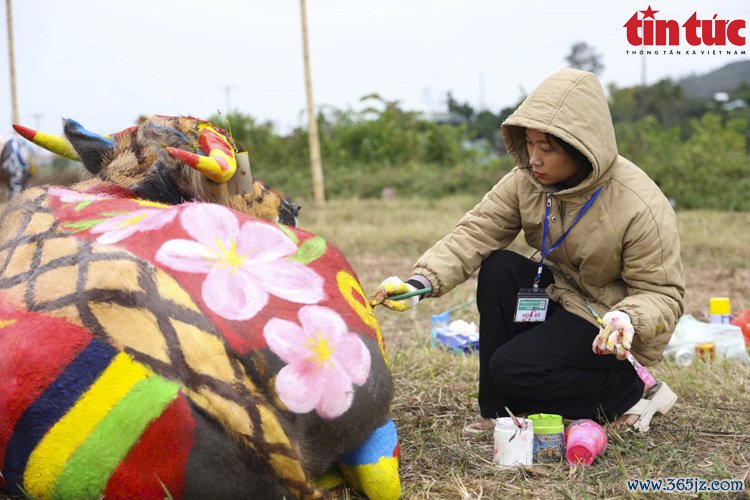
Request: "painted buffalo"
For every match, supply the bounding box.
[0,116,399,499]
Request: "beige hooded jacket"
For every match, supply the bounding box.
[413,68,685,366]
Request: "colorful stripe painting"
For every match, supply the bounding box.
[0,305,189,499]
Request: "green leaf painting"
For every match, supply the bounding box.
[289,236,327,265]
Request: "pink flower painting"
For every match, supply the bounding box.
[48,187,112,204]
[155,204,325,321]
[90,208,178,244]
[264,305,371,419]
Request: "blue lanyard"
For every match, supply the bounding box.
[532,187,604,290]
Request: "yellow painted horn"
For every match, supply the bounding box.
[13,124,80,161]
[166,124,237,183]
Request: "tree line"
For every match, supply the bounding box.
[210,76,749,210]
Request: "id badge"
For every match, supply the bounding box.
[513,288,549,322]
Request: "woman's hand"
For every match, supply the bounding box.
[592,311,634,360]
[368,277,420,312]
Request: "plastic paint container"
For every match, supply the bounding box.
[709,297,732,324]
[564,419,608,466]
[493,417,534,468]
[527,413,565,462]
[695,341,716,362]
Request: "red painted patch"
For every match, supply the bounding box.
[103,394,195,499]
[0,298,92,474]
[11,124,37,141]
[165,147,199,168]
[81,182,135,199]
[198,128,232,163]
[110,125,140,138]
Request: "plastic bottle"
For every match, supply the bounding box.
[673,347,695,366]
[527,414,564,462]
[564,419,608,466]
[709,297,732,325]
[492,417,534,468]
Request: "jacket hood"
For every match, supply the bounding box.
[501,69,618,192]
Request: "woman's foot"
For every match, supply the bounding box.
[612,381,678,433]
[612,413,640,429]
[463,417,495,434]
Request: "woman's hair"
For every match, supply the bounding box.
[546,133,592,173]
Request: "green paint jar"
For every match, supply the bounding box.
[527,413,564,462]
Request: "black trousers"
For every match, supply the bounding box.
[476,250,644,422]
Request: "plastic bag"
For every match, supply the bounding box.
[730,309,750,346]
[664,315,750,365]
[430,313,479,354]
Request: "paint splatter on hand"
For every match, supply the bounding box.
[368,277,419,312]
[592,311,635,361]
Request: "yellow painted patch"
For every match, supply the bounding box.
[258,405,292,447]
[336,271,387,364]
[339,457,401,500]
[269,452,308,485]
[46,304,85,328]
[39,236,79,267]
[23,353,149,499]
[0,318,17,328]
[155,270,201,313]
[89,302,170,364]
[171,318,235,382]
[210,239,246,273]
[185,387,254,436]
[34,265,79,304]
[4,242,36,277]
[86,259,141,293]
[23,212,55,237]
[305,332,335,367]
[0,211,24,245]
[134,199,169,208]
[313,468,345,490]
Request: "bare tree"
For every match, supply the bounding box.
[565,42,604,76]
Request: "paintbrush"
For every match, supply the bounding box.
[371,287,432,307]
[504,406,524,429]
[387,287,432,301]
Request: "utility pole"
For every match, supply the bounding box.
[6,0,19,123]
[479,72,486,111]
[299,0,325,209]
[224,85,233,115]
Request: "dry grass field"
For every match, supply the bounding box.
[1,194,748,499]
[300,197,750,499]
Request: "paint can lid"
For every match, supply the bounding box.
[527,413,564,434]
[710,297,731,315]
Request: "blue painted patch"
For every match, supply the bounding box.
[340,419,398,466]
[65,119,115,147]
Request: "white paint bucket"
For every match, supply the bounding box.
[492,417,534,468]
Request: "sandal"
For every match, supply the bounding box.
[621,381,678,433]
[463,417,495,434]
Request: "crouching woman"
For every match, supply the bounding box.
[370,68,684,433]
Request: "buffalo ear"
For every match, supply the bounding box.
[63,119,115,174]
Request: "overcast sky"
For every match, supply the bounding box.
[1,0,748,137]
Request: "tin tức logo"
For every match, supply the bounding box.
[624,5,746,47]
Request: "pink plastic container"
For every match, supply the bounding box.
[564,419,607,466]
